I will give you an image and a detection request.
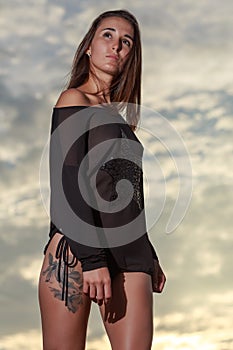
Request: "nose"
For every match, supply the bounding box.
[112,39,122,53]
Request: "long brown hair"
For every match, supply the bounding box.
[66,9,142,131]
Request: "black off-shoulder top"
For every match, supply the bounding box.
[44,105,159,304]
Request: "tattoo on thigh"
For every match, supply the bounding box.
[42,252,83,313]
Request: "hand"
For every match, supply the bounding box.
[83,267,112,305]
[152,260,166,293]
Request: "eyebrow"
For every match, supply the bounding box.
[101,27,134,41]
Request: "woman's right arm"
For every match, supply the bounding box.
[51,89,112,304]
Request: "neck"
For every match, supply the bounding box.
[83,68,115,103]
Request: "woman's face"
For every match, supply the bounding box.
[87,16,134,78]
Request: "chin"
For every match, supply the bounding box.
[104,67,120,76]
[105,62,120,71]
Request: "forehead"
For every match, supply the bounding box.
[97,16,134,36]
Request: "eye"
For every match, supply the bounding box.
[103,32,112,39]
[122,39,131,47]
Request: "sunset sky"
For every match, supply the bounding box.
[0,0,233,349]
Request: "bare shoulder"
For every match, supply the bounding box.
[55,88,90,107]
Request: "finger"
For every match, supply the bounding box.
[89,283,96,300]
[96,283,104,305]
[158,273,166,292]
[103,278,112,303]
[153,272,163,293]
[83,281,89,295]
[153,281,160,293]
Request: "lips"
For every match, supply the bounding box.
[106,55,119,61]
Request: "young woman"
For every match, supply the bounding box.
[38,9,166,350]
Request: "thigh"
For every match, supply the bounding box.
[38,233,92,350]
[98,272,153,350]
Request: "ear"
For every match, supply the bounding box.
[86,48,91,57]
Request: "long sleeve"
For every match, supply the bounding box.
[49,106,119,271]
[86,109,160,270]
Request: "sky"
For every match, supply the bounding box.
[0,0,233,349]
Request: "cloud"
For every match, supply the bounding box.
[154,290,233,348]
[0,329,42,350]
[19,258,42,286]
[1,1,233,349]
[152,331,226,350]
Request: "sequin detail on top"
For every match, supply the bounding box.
[99,127,143,211]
